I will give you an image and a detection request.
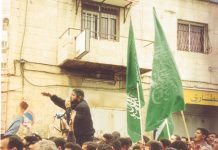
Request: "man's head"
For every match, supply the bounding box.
[97,143,113,150]
[170,134,181,143]
[70,89,84,102]
[147,140,163,150]
[0,135,24,150]
[82,141,97,150]
[31,139,57,150]
[52,137,66,150]
[119,137,132,150]
[112,131,120,140]
[160,138,171,149]
[181,137,188,143]
[102,133,114,144]
[171,140,188,150]
[23,134,41,149]
[194,128,209,142]
[19,101,28,114]
[207,132,217,145]
[64,142,81,150]
[213,138,218,150]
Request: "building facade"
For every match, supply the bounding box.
[1,0,218,138]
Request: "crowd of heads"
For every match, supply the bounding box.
[1,127,217,150]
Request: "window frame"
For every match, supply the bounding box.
[81,2,120,41]
[82,10,100,39]
[177,20,208,54]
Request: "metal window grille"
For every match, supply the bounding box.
[82,2,119,41]
[177,21,209,53]
[82,12,99,39]
[190,25,204,53]
[100,17,108,39]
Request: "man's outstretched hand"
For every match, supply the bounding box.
[41,92,52,97]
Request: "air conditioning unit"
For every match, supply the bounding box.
[75,29,90,59]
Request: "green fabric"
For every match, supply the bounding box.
[126,20,145,142]
[145,8,185,132]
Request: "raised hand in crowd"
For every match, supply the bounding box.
[41,92,52,97]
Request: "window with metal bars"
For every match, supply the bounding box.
[82,1,119,41]
[177,20,209,53]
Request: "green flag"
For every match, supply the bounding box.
[126,20,145,142]
[145,8,185,133]
[155,116,174,140]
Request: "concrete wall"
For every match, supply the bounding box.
[2,0,218,138]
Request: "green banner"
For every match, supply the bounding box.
[145,8,185,133]
[126,20,145,142]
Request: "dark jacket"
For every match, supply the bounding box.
[50,95,95,138]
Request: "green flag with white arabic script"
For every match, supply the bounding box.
[145,8,185,132]
[126,20,145,142]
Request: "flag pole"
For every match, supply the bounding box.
[165,118,171,140]
[136,81,144,142]
[181,111,190,142]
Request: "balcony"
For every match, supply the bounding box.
[58,28,151,81]
[86,0,139,7]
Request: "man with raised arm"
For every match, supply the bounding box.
[41,89,95,146]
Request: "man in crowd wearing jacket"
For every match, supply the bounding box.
[41,89,95,146]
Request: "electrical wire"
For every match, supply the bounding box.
[19,0,29,59]
[19,62,152,91]
[15,59,218,91]
[1,88,23,93]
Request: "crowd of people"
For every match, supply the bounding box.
[1,89,217,150]
[1,128,218,150]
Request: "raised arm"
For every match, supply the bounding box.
[41,92,66,110]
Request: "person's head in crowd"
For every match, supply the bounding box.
[23,134,42,149]
[52,137,66,150]
[213,138,218,150]
[181,137,188,144]
[170,134,181,143]
[171,140,188,150]
[103,133,114,144]
[119,137,132,150]
[31,133,42,141]
[132,145,141,150]
[165,148,177,150]
[194,128,209,143]
[93,137,102,144]
[97,143,113,150]
[82,141,98,150]
[147,140,163,150]
[112,139,121,150]
[19,101,29,115]
[206,132,217,145]
[126,137,132,148]
[160,138,171,150]
[70,89,84,103]
[64,142,81,150]
[112,131,120,140]
[0,134,24,150]
[31,139,57,150]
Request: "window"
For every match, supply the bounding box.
[2,18,9,70]
[2,18,9,50]
[82,11,99,38]
[177,20,209,53]
[82,2,119,41]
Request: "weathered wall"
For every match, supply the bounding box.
[1,0,218,138]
